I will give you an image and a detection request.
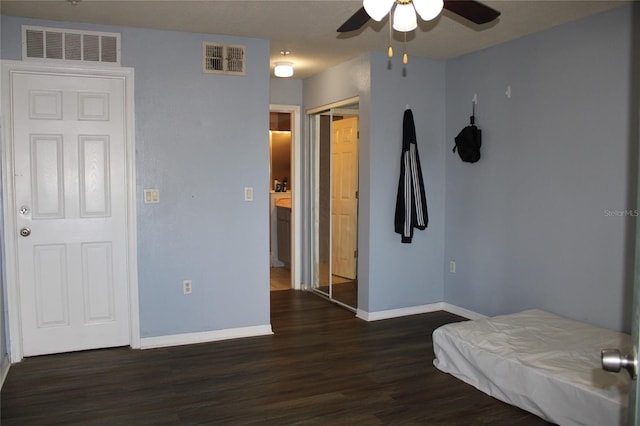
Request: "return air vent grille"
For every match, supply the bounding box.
[203,42,245,76]
[22,25,121,65]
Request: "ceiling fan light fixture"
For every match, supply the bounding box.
[413,0,443,21]
[363,0,395,21]
[274,61,294,78]
[393,3,417,32]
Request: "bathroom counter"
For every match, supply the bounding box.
[275,197,292,209]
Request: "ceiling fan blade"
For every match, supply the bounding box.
[337,7,371,32]
[443,0,501,25]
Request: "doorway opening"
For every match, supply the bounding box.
[308,99,359,311]
[269,105,301,292]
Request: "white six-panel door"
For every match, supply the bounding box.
[331,116,358,280]
[8,68,133,357]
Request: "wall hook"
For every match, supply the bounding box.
[470,101,475,125]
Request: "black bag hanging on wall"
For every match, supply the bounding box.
[453,103,482,163]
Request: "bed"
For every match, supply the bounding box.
[432,309,631,426]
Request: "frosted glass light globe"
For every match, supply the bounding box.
[274,62,294,78]
[413,0,444,21]
[393,3,417,32]
[363,0,395,21]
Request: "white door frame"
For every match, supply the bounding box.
[269,104,301,290]
[1,60,140,362]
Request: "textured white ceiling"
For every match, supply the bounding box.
[0,0,627,79]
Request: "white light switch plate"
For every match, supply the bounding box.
[144,189,160,204]
[244,187,253,201]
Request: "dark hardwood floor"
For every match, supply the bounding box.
[1,290,552,425]
[317,280,358,310]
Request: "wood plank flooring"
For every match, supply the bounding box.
[270,267,291,291]
[1,290,553,425]
[316,280,358,310]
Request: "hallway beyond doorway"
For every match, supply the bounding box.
[270,267,291,291]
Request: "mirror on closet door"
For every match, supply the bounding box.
[309,100,359,311]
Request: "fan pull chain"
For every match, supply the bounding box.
[388,18,393,58]
[403,32,408,64]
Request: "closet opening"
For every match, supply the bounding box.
[308,98,359,311]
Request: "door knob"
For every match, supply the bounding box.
[601,348,637,379]
[19,227,31,237]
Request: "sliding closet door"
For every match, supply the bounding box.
[309,101,359,311]
[310,112,332,298]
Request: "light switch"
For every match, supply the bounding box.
[144,189,160,204]
[244,187,253,201]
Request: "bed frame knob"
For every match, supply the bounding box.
[601,348,637,379]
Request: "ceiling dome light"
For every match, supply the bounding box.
[393,3,417,32]
[274,61,294,78]
[413,0,443,21]
[363,0,395,21]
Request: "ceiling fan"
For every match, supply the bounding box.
[337,0,501,33]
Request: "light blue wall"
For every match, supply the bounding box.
[270,78,303,106]
[1,16,272,338]
[367,53,446,312]
[303,52,446,313]
[444,5,635,332]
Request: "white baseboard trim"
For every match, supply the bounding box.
[1,353,10,389]
[440,303,487,320]
[356,302,486,322]
[357,302,446,321]
[140,324,273,350]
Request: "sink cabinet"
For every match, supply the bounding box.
[277,206,291,267]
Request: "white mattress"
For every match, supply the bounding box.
[432,309,631,426]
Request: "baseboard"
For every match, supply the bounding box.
[356,302,446,321]
[440,303,487,320]
[270,254,284,268]
[140,324,273,350]
[356,302,486,322]
[1,353,10,389]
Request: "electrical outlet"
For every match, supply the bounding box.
[183,279,192,294]
[449,261,456,273]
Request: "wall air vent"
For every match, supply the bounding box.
[22,25,121,65]
[203,42,246,76]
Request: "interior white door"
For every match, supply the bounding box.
[629,237,639,424]
[631,7,640,419]
[11,71,130,357]
[331,116,358,280]
[603,166,640,425]
[624,88,640,425]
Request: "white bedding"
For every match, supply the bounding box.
[432,309,631,426]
